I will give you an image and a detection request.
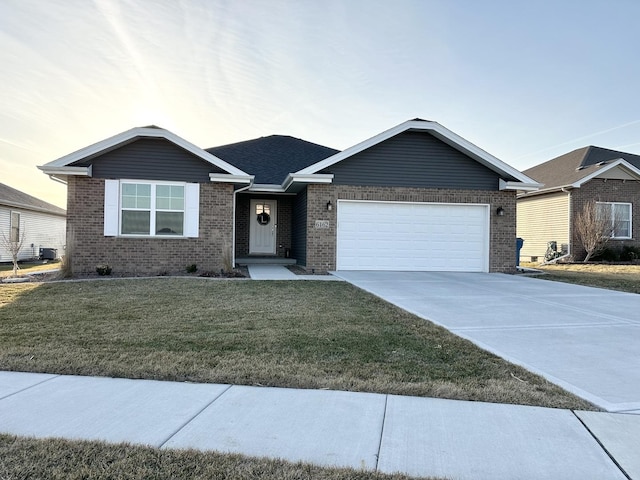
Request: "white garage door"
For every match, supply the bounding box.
[336,200,489,272]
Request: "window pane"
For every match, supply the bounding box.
[614,204,630,221]
[156,197,171,210]
[156,212,184,235]
[122,196,137,208]
[122,184,137,195]
[156,185,170,197]
[122,211,150,234]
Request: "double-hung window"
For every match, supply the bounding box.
[596,202,632,239]
[104,179,198,237]
[121,182,185,236]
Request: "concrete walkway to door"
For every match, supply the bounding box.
[333,271,640,414]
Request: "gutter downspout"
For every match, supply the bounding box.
[232,178,254,268]
[48,175,67,185]
[561,187,572,257]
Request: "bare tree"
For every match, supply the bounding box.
[1,226,26,277]
[574,201,615,262]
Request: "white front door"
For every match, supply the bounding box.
[249,199,277,254]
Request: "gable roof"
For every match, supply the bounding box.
[295,119,540,190]
[206,135,339,184]
[0,183,66,216]
[523,146,640,194]
[39,127,251,180]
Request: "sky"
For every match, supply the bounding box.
[2,0,640,209]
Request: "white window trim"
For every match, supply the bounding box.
[104,179,199,238]
[596,201,632,239]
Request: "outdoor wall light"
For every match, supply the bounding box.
[326,200,333,211]
[496,206,505,216]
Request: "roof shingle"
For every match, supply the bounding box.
[0,183,66,216]
[206,135,339,184]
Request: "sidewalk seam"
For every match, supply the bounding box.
[157,384,233,449]
[0,374,60,401]
[572,410,632,480]
[374,394,389,471]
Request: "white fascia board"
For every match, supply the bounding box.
[40,127,249,176]
[281,173,334,190]
[295,119,537,184]
[37,165,92,176]
[499,179,542,191]
[209,173,254,184]
[571,159,640,187]
[248,184,286,192]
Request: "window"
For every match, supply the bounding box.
[121,182,185,236]
[10,212,20,242]
[104,180,198,238]
[596,202,632,239]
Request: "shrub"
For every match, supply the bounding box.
[185,264,197,273]
[620,245,640,262]
[96,264,112,276]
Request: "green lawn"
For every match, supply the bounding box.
[0,278,594,410]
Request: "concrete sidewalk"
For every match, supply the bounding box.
[1,371,637,479]
[247,264,343,280]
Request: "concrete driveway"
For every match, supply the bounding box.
[333,271,640,413]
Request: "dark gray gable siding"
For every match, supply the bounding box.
[291,187,307,266]
[72,138,225,182]
[322,131,501,190]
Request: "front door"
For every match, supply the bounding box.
[249,199,277,254]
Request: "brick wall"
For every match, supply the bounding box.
[570,179,640,260]
[303,185,517,273]
[66,177,234,275]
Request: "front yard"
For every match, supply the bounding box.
[0,278,593,410]
[527,263,640,294]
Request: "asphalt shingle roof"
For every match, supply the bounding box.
[0,183,66,216]
[206,135,339,184]
[523,146,640,191]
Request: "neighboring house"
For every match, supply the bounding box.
[517,146,640,261]
[39,119,538,275]
[0,183,66,262]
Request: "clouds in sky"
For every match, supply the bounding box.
[2,0,639,207]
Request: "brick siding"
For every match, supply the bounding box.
[303,185,517,273]
[66,177,233,275]
[570,179,640,260]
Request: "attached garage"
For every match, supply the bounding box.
[336,200,489,272]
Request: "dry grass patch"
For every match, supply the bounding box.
[0,260,60,278]
[0,278,594,409]
[529,263,640,294]
[0,434,436,480]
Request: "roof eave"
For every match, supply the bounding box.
[499,179,542,191]
[0,200,66,217]
[209,173,254,184]
[37,165,93,177]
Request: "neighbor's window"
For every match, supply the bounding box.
[121,182,185,236]
[596,202,632,239]
[10,212,20,242]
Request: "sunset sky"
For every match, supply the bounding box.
[2,0,640,208]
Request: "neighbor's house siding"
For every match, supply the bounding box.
[0,206,66,262]
[71,138,226,183]
[569,179,640,260]
[303,184,516,274]
[66,177,233,275]
[517,192,570,261]
[321,131,505,190]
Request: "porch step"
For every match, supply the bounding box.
[235,257,297,266]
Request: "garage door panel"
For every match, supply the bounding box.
[337,201,489,272]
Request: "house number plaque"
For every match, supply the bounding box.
[314,220,330,229]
